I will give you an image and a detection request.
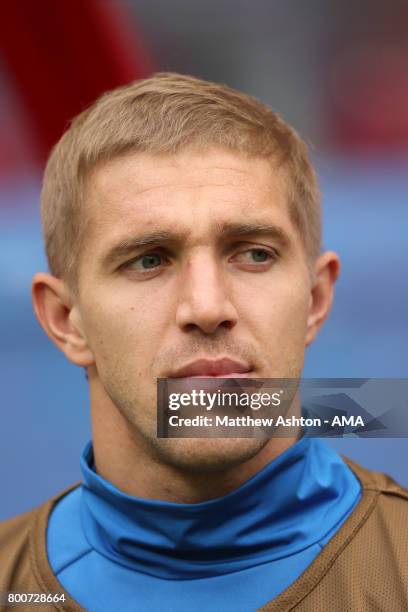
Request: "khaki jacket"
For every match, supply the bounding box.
[1,457,408,611]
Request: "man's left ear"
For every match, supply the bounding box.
[305,251,340,347]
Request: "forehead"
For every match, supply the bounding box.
[82,149,294,252]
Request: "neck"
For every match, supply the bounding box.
[89,379,299,503]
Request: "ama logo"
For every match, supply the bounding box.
[331,416,364,427]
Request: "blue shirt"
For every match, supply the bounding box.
[47,437,361,611]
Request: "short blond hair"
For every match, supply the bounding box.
[41,72,321,290]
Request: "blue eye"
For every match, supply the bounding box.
[127,253,164,270]
[249,249,270,262]
[238,248,275,263]
[140,253,163,268]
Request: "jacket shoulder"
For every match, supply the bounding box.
[0,483,81,592]
[343,455,408,501]
[0,505,36,549]
[259,459,408,611]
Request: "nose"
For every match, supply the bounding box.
[175,251,238,335]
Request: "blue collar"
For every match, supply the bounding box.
[80,437,361,579]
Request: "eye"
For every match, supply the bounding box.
[248,249,271,262]
[234,248,277,265]
[126,252,167,271]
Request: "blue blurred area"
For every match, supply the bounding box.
[1,157,407,520]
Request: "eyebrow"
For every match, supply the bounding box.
[101,221,292,268]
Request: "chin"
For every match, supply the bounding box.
[149,436,269,474]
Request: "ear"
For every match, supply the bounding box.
[31,272,95,367]
[305,251,340,347]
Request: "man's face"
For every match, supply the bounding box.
[73,148,314,470]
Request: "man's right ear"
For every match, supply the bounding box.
[31,273,95,367]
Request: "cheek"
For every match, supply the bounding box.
[242,280,310,343]
[81,294,167,365]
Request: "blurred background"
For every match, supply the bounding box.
[1,0,407,520]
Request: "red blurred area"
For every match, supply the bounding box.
[0,0,154,169]
[328,3,408,151]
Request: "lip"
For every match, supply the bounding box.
[168,357,253,378]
